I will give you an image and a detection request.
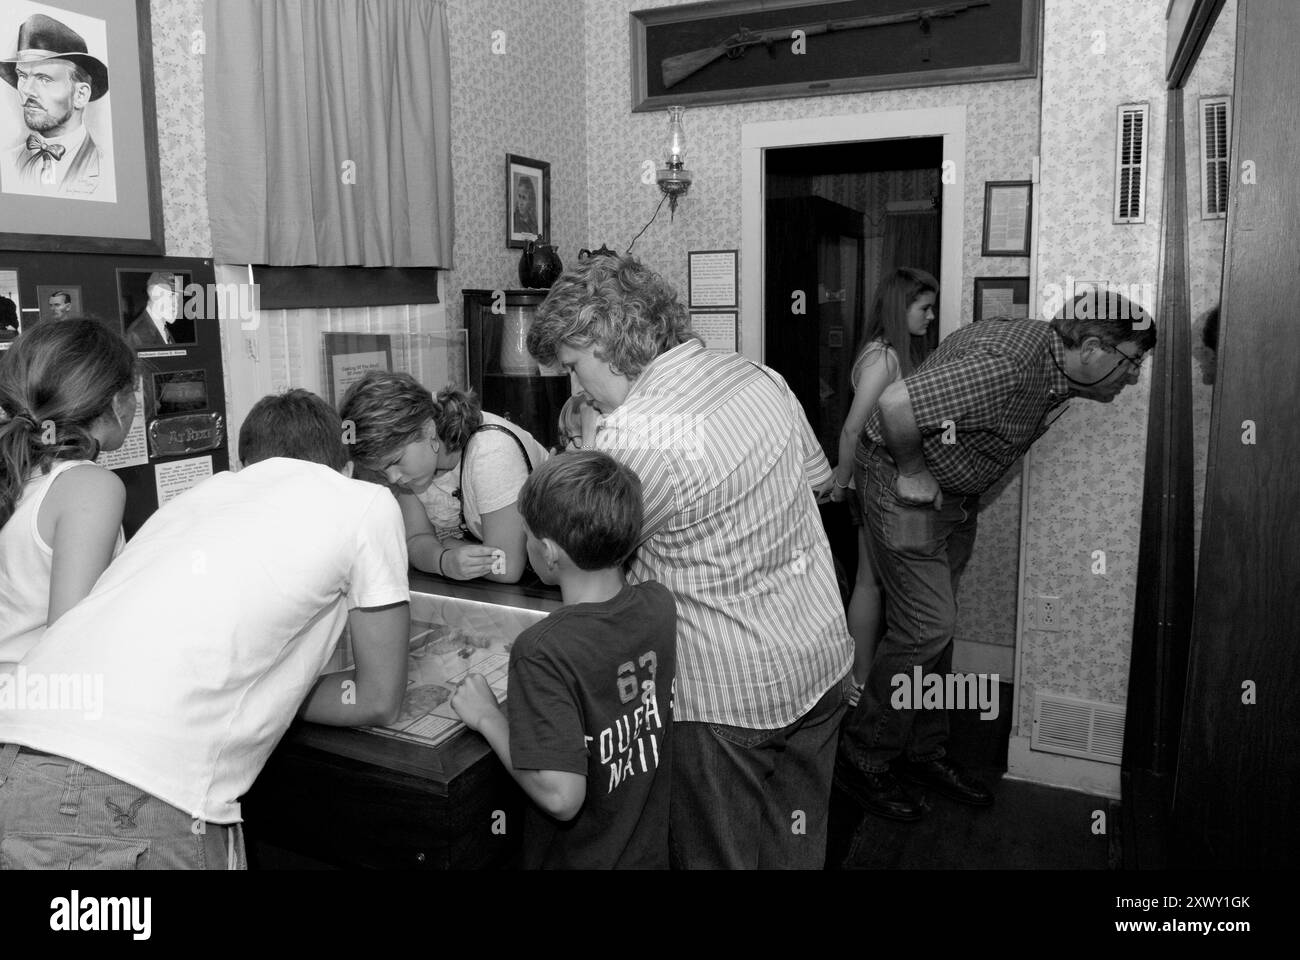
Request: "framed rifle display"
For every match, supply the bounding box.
[630,0,1039,112]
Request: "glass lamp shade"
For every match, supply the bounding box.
[663,105,688,167]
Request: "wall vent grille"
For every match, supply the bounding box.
[1113,103,1149,223]
[1031,691,1125,765]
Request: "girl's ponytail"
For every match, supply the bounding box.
[0,320,134,529]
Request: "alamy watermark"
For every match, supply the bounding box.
[0,667,103,720]
[890,667,1000,720]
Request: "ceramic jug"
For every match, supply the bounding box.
[518,240,563,288]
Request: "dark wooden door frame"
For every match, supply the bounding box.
[1121,0,1225,869]
[1171,0,1300,867]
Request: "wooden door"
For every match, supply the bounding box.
[1172,0,1300,867]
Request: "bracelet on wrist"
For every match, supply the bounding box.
[437,548,448,577]
[834,477,851,489]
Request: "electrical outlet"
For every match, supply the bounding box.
[1035,595,1063,632]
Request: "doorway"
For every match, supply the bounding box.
[763,138,943,464]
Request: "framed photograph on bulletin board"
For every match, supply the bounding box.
[0,265,19,344]
[505,154,550,249]
[973,276,1029,323]
[0,0,164,255]
[34,282,81,323]
[981,180,1033,257]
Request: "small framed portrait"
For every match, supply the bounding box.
[981,181,1033,257]
[505,154,550,249]
[35,284,83,324]
[116,267,195,349]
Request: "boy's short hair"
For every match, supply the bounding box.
[517,450,643,571]
[239,389,348,470]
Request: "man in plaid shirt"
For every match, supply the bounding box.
[836,292,1157,821]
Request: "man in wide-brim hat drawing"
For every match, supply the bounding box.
[0,12,111,199]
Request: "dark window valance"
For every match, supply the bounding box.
[253,266,440,310]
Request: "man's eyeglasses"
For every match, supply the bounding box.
[1106,344,1148,373]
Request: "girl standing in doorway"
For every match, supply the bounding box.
[830,267,938,705]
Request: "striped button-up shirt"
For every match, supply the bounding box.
[594,340,853,729]
[864,318,1072,496]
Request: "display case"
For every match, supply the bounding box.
[242,573,562,870]
[463,289,573,450]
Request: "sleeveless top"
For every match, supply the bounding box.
[0,459,125,664]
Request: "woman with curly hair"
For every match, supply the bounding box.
[0,320,138,663]
[340,372,548,583]
[528,254,853,869]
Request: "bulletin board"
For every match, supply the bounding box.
[0,251,228,537]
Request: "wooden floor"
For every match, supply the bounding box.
[828,682,1116,870]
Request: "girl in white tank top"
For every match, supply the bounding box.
[0,320,138,664]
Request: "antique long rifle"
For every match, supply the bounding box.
[661,0,991,89]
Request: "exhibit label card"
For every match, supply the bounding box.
[154,455,214,507]
[98,382,148,470]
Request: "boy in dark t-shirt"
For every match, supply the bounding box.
[452,451,676,869]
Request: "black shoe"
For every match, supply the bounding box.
[897,756,994,806]
[834,756,923,821]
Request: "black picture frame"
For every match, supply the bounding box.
[0,0,164,254]
[630,0,1040,113]
[972,276,1029,323]
[981,180,1033,257]
[505,154,551,249]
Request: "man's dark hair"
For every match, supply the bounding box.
[1051,290,1157,353]
[517,450,643,571]
[238,388,347,470]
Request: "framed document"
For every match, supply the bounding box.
[690,311,737,351]
[688,249,738,308]
[973,276,1029,322]
[981,181,1032,257]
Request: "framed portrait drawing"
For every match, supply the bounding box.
[973,276,1029,323]
[0,0,163,254]
[506,154,550,249]
[981,181,1033,257]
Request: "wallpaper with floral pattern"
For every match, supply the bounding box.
[1017,0,1172,738]
[443,0,590,325]
[150,0,209,258]
[581,0,1040,654]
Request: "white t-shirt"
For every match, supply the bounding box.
[0,457,408,824]
[0,460,125,665]
[416,411,547,540]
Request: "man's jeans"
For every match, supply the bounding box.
[670,677,848,869]
[840,443,978,773]
[0,743,245,869]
